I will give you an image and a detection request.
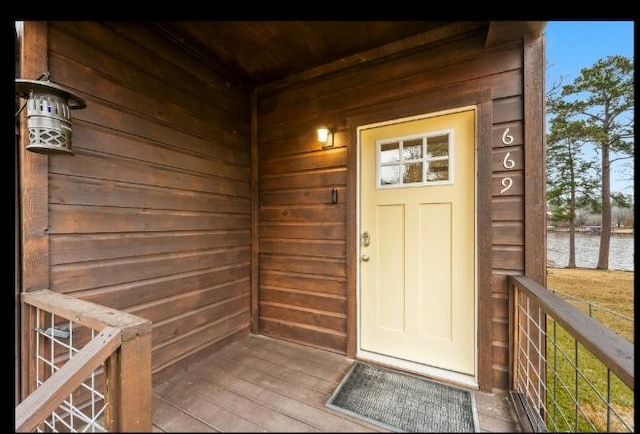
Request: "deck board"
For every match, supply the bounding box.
[152,334,521,432]
[152,396,219,432]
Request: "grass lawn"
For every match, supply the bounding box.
[546,267,634,342]
[543,267,634,432]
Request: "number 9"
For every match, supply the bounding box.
[500,177,513,194]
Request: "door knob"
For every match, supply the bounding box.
[361,254,370,262]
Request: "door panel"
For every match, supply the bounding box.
[359,108,476,375]
[376,204,405,331]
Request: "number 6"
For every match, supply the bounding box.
[503,152,515,169]
[501,128,513,145]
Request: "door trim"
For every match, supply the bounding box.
[355,106,479,387]
[345,86,493,391]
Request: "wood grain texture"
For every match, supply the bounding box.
[151,334,522,432]
[46,21,252,376]
[24,21,544,395]
[523,34,547,286]
[251,90,260,333]
[18,20,50,404]
[258,34,520,131]
[18,21,49,293]
[109,332,153,431]
[492,222,525,245]
[259,21,488,94]
[476,99,494,392]
[258,32,533,388]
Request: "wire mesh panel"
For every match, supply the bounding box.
[33,308,108,433]
[544,318,634,432]
[18,288,151,432]
[512,281,634,433]
[514,295,546,419]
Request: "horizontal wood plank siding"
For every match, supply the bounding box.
[47,21,252,377]
[35,21,539,394]
[258,29,529,391]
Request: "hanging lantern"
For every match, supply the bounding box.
[15,78,86,155]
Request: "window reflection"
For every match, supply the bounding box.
[380,165,400,185]
[427,134,449,157]
[377,131,452,188]
[402,138,423,160]
[403,162,423,183]
[380,142,400,164]
[427,160,449,181]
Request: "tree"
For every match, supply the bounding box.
[553,55,634,270]
[546,97,599,268]
[611,192,634,228]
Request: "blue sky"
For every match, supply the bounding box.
[543,21,634,197]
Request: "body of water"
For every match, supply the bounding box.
[546,231,634,271]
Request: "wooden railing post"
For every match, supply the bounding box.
[105,331,152,432]
[508,277,519,391]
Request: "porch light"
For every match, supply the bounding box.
[317,127,334,148]
[15,76,86,156]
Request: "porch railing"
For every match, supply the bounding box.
[508,275,634,432]
[16,289,153,432]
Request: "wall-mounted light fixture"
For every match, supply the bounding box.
[317,127,334,149]
[15,75,86,156]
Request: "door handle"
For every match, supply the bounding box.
[361,254,370,262]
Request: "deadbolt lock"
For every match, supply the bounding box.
[362,231,370,247]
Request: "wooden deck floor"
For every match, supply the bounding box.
[152,334,521,432]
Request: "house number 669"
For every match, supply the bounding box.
[500,128,515,193]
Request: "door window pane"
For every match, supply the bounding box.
[380,142,400,164]
[402,138,423,160]
[377,129,453,188]
[403,162,423,183]
[380,165,400,185]
[427,134,449,158]
[427,160,449,181]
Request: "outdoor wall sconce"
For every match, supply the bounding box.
[317,127,334,149]
[15,75,86,156]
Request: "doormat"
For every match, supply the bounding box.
[326,362,479,432]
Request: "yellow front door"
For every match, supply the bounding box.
[358,108,476,378]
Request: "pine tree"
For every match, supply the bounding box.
[546,98,599,268]
[552,55,634,270]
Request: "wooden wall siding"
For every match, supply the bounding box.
[258,28,531,392]
[18,21,50,294]
[46,21,252,377]
[18,20,50,403]
[523,34,547,285]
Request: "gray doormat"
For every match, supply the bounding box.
[326,362,479,432]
